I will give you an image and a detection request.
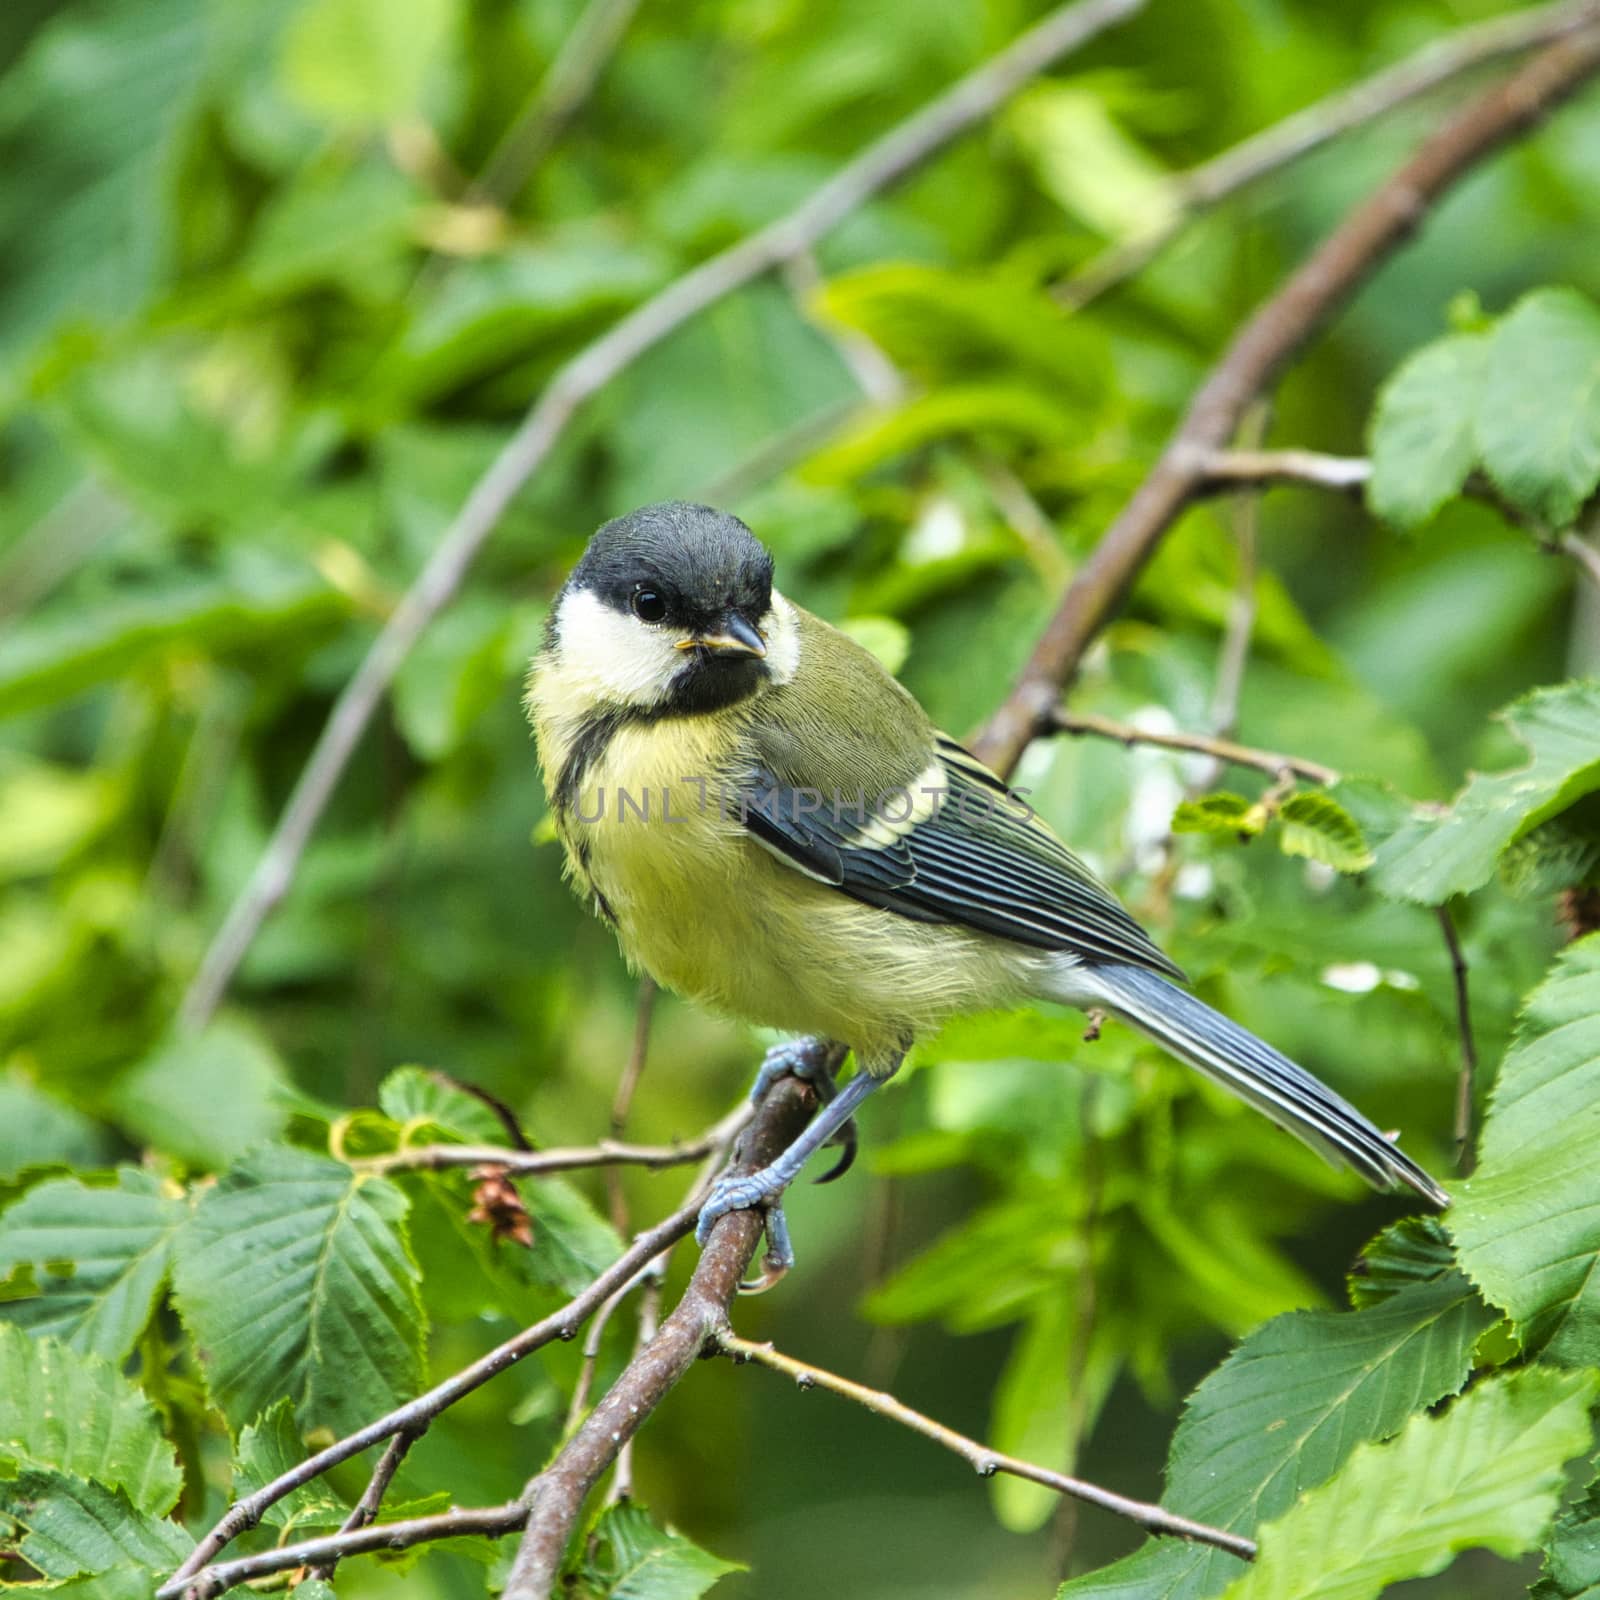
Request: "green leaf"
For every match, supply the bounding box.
[571,1501,742,1599]
[281,0,460,127]
[0,1169,184,1363]
[103,1021,288,1170]
[234,1400,349,1535]
[0,1470,192,1581]
[391,597,515,761]
[0,570,345,719]
[1057,1272,1496,1600]
[1366,333,1487,530]
[1477,288,1600,527]
[1218,1368,1598,1600]
[1453,935,1600,1363]
[1171,793,1261,838]
[1347,1216,1455,1309]
[0,1327,181,1515]
[1533,1476,1600,1599]
[0,757,118,881]
[1371,680,1600,904]
[377,1065,511,1145]
[1275,792,1374,873]
[172,1147,424,1435]
[524,1178,625,1298]
[0,1072,110,1183]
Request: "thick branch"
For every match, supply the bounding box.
[502,1077,818,1598]
[714,1331,1258,1563]
[1059,0,1600,308]
[974,26,1600,780]
[1049,708,1338,785]
[177,0,1146,1032]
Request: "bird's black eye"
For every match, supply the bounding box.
[631,588,667,623]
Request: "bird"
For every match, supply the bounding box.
[525,501,1448,1271]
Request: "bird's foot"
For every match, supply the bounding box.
[695,1168,795,1291]
[748,1038,857,1184]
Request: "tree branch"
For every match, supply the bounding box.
[711,1331,1258,1563]
[501,1077,820,1598]
[306,1425,421,1584]
[176,1500,530,1597]
[973,25,1600,780]
[1057,0,1600,308]
[176,0,1147,1033]
[1049,708,1339,785]
[162,1189,714,1593]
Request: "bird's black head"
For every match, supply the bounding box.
[554,502,786,715]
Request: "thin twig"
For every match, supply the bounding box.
[1048,708,1338,785]
[975,25,1600,780]
[606,1269,664,1506]
[1057,0,1600,308]
[177,1500,529,1598]
[712,1330,1257,1563]
[1199,447,1370,493]
[474,0,644,205]
[307,1426,422,1584]
[360,1102,749,1178]
[1558,528,1600,592]
[501,1077,820,1598]
[1437,904,1479,1175]
[1201,448,1600,595]
[177,0,1148,1032]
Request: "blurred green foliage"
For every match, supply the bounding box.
[5,0,1600,1596]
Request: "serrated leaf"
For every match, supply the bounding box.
[0,1327,180,1515]
[1371,680,1600,904]
[1171,793,1261,837]
[172,1147,424,1435]
[0,1470,192,1580]
[1533,1475,1600,1599]
[1218,1368,1597,1600]
[1453,936,1600,1363]
[377,1066,511,1145]
[1276,792,1373,873]
[0,1169,184,1362]
[572,1502,742,1599]
[234,1400,350,1535]
[1057,1272,1495,1600]
[1347,1217,1454,1309]
[1366,333,1487,529]
[1477,288,1600,527]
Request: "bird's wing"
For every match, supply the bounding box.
[738,726,1184,980]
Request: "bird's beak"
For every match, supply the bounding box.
[676,614,767,658]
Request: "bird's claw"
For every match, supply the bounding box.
[748,1037,837,1104]
[695,1170,796,1290]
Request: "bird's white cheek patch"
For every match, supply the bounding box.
[763,592,801,685]
[554,588,685,707]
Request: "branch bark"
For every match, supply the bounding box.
[177,0,1147,1032]
[1057,0,1600,308]
[713,1330,1257,1563]
[501,1077,819,1598]
[973,24,1600,781]
[1049,708,1338,785]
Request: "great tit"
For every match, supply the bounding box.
[527,501,1448,1268]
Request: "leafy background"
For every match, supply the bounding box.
[4,0,1600,1596]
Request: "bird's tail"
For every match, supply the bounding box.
[1047,960,1449,1208]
